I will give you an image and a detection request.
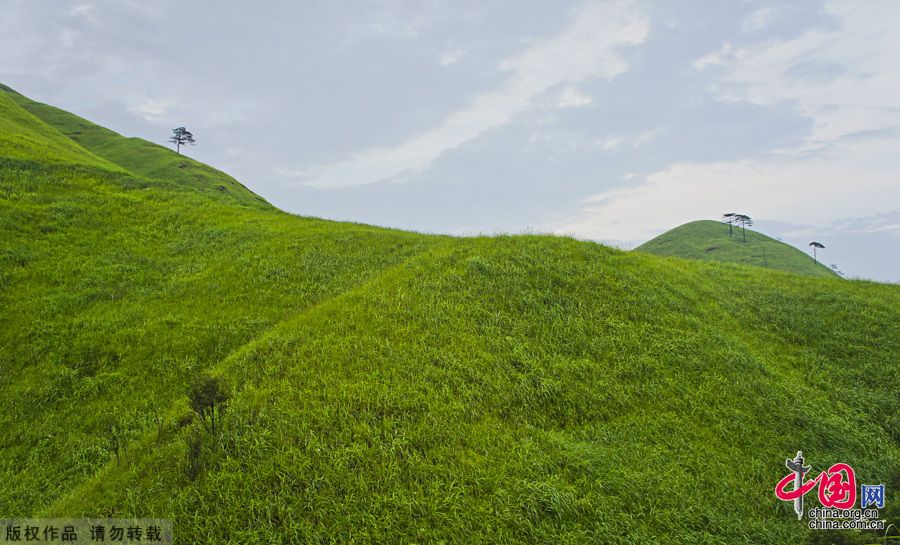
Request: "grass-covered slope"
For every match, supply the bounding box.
[636,220,837,277]
[3,85,267,208]
[0,86,117,170]
[1,88,897,545]
[0,87,444,518]
[45,240,899,545]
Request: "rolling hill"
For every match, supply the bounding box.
[1,86,897,544]
[1,83,267,208]
[635,220,838,277]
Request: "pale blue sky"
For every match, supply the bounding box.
[2,0,898,281]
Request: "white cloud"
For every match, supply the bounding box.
[350,12,431,41]
[741,7,775,33]
[126,93,261,128]
[294,1,648,188]
[555,137,900,242]
[69,3,99,25]
[556,0,900,242]
[128,98,173,122]
[59,28,80,49]
[556,85,593,108]
[594,136,624,151]
[864,223,900,234]
[440,48,467,66]
[632,127,664,147]
[695,1,900,145]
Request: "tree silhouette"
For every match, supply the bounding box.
[809,241,825,264]
[188,376,228,434]
[105,423,123,464]
[169,127,196,154]
[722,213,737,238]
[734,214,753,241]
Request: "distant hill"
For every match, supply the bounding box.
[1,86,896,544]
[635,219,838,277]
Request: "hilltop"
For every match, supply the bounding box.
[0,87,897,544]
[635,220,837,277]
[1,84,267,207]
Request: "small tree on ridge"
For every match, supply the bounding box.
[722,213,737,238]
[169,127,196,154]
[188,376,228,434]
[809,241,825,264]
[734,214,753,242]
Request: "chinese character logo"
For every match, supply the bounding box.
[775,451,857,518]
[861,484,885,509]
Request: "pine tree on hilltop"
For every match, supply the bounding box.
[169,126,196,154]
[733,214,753,242]
[809,241,825,264]
[722,212,737,238]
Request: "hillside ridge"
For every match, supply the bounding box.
[636,219,837,277]
[2,86,268,207]
[41,241,454,515]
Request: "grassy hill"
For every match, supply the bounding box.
[0,85,118,170]
[635,220,838,277]
[2,84,267,208]
[1,87,897,544]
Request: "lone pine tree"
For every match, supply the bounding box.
[169,126,196,154]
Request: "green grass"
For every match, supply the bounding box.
[4,86,267,208]
[1,86,897,544]
[635,220,838,277]
[0,87,117,170]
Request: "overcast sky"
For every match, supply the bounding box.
[2,0,898,281]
